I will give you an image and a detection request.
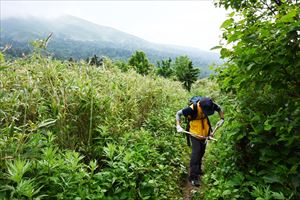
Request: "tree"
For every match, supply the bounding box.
[128,51,151,75]
[88,55,103,67]
[156,58,173,78]
[115,60,131,72]
[174,56,200,91]
[205,0,300,199]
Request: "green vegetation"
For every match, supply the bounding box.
[110,51,201,91]
[128,51,153,75]
[173,56,200,92]
[203,0,300,199]
[0,44,193,199]
[1,1,299,199]
[156,58,173,78]
[86,55,104,67]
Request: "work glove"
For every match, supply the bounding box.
[176,125,184,133]
[216,119,225,127]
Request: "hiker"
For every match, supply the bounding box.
[175,97,224,187]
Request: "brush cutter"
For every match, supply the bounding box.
[210,120,223,137]
[182,130,217,141]
[181,121,223,141]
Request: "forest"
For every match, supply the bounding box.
[0,0,299,199]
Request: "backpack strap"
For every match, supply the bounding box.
[207,117,212,136]
[191,102,198,120]
[191,101,211,135]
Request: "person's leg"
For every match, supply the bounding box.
[189,137,202,181]
[198,140,207,174]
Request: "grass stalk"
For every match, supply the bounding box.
[88,68,94,146]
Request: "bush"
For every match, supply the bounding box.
[0,54,190,199]
[203,1,300,199]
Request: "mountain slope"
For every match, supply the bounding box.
[0,15,221,75]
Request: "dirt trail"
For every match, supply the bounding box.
[182,176,201,200]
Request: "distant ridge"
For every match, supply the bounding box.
[0,15,221,76]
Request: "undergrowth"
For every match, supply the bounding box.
[0,52,191,199]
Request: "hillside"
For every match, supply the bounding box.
[0,15,221,76]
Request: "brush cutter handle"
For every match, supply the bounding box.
[210,120,223,137]
[182,130,217,141]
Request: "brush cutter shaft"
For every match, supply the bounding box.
[211,123,222,136]
[182,130,217,141]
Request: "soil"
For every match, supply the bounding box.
[182,176,201,200]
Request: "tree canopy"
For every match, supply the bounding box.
[156,58,173,78]
[204,0,300,199]
[128,51,152,75]
[174,56,200,92]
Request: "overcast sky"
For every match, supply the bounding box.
[1,1,228,51]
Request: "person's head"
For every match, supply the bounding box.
[201,98,215,116]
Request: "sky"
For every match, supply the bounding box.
[0,1,229,51]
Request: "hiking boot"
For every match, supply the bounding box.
[190,179,200,187]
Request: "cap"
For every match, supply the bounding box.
[201,98,215,116]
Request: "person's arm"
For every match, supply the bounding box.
[176,110,182,125]
[208,105,224,138]
[214,103,224,128]
[175,110,184,132]
[175,107,193,132]
[219,110,224,120]
[213,103,224,120]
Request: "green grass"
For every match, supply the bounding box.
[0,53,192,199]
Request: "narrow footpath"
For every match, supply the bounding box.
[182,176,202,200]
[183,179,198,200]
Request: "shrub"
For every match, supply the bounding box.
[0,53,190,199]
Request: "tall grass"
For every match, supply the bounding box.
[0,52,190,199]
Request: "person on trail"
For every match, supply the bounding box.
[175,97,224,187]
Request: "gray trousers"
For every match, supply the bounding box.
[189,136,206,180]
